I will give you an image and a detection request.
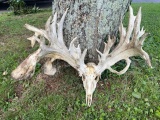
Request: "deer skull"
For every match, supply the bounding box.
[81,63,99,106]
[11,6,152,106]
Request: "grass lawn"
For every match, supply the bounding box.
[0,3,160,120]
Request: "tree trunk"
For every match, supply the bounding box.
[52,0,131,63]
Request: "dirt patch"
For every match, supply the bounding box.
[35,72,64,94]
[14,83,25,98]
[96,79,111,93]
[13,71,64,100]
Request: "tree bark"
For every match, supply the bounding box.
[52,0,131,63]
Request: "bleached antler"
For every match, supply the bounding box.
[11,9,87,80]
[95,6,152,75]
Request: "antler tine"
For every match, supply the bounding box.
[57,8,68,47]
[50,12,58,42]
[69,37,78,49]
[69,37,81,60]
[141,48,152,67]
[24,24,42,34]
[27,36,36,48]
[80,49,87,65]
[96,35,115,64]
[96,49,103,57]
[131,7,141,44]
[138,33,148,46]
[45,16,52,32]
[44,16,53,44]
[120,22,127,41]
[125,6,136,43]
[25,24,49,47]
[133,7,142,40]
[104,36,116,55]
[46,12,59,47]
[112,22,126,52]
[78,49,87,76]
[45,12,58,45]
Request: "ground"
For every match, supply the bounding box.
[133,0,160,2]
[0,3,160,120]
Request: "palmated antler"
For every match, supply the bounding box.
[95,6,152,75]
[11,9,87,80]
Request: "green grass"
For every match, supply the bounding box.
[0,3,160,120]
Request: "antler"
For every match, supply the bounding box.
[95,6,152,75]
[11,9,87,80]
[11,6,152,107]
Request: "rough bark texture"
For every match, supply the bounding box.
[52,0,131,62]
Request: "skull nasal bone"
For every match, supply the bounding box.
[87,94,92,98]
